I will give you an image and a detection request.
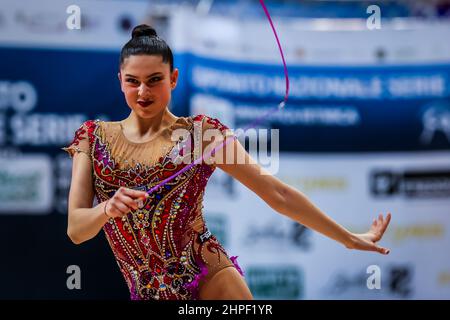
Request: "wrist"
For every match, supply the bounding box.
[344,232,357,249]
[103,200,111,218]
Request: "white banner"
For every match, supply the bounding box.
[204,151,450,299]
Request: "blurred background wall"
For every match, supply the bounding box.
[0,0,449,299]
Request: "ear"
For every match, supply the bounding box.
[170,68,179,90]
[118,72,124,92]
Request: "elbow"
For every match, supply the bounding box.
[67,228,84,245]
[67,210,86,245]
[271,183,289,213]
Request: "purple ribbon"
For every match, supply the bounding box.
[146,0,289,195]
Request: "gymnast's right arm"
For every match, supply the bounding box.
[66,149,107,244]
[66,151,147,244]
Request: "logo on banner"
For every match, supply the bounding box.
[0,155,53,214]
[392,224,444,244]
[0,81,37,113]
[370,168,450,199]
[246,265,304,299]
[389,265,413,297]
[420,103,450,145]
[15,6,99,34]
[324,264,413,298]
[281,175,348,194]
[245,221,312,251]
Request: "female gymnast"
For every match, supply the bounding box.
[63,24,391,300]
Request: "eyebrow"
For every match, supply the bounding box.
[124,72,163,78]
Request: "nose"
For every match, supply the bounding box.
[138,83,150,97]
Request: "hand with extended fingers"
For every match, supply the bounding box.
[346,213,392,255]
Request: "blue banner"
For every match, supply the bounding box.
[186,54,450,152]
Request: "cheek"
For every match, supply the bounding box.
[123,87,137,98]
[159,83,172,97]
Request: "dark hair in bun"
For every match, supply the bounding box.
[120,24,173,72]
[131,24,157,39]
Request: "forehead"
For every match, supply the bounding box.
[121,55,169,74]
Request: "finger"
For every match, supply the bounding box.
[110,202,127,216]
[383,213,392,233]
[378,213,384,226]
[131,188,149,199]
[385,212,392,225]
[131,196,146,209]
[111,201,130,216]
[135,198,144,209]
[123,188,149,200]
[119,194,139,211]
[376,245,390,255]
[380,212,392,235]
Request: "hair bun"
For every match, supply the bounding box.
[131,24,157,39]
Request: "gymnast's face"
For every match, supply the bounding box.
[118,54,178,119]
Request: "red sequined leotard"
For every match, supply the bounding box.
[63,114,242,300]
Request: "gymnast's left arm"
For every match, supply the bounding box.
[212,136,391,255]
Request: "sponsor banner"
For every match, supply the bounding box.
[188,61,450,151]
[0,0,149,50]
[273,151,450,221]
[190,58,450,101]
[0,155,53,213]
[246,264,305,300]
[170,10,450,65]
[318,263,417,299]
[203,151,450,298]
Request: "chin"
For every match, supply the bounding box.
[135,108,163,118]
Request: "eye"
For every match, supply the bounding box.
[126,78,138,84]
[149,77,162,83]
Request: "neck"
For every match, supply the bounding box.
[123,109,178,137]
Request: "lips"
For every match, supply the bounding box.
[137,101,153,107]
